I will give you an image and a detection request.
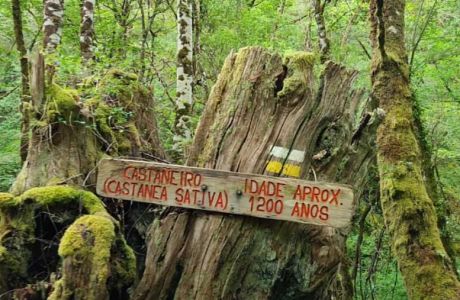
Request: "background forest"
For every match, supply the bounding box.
[0,0,459,299]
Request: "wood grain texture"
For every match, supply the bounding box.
[97,158,354,228]
[132,47,380,300]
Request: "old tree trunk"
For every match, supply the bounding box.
[0,65,165,298]
[370,0,460,299]
[133,47,380,299]
[1,45,379,298]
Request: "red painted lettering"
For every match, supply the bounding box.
[123,166,135,179]
[175,188,184,202]
[330,189,340,206]
[170,171,178,185]
[215,193,224,208]
[319,206,329,220]
[303,186,312,200]
[311,187,320,202]
[291,202,300,216]
[293,185,303,200]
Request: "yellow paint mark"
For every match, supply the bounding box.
[265,161,301,178]
[266,161,282,173]
[282,164,301,178]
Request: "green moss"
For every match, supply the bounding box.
[278,51,315,98]
[81,69,145,155]
[378,159,460,298]
[0,195,34,288]
[19,186,106,215]
[45,84,80,123]
[58,215,115,264]
[1,185,135,297]
[283,51,316,69]
[0,193,14,207]
[51,215,115,299]
[52,215,136,299]
[111,232,137,288]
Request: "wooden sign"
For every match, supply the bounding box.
[96,158,355,228]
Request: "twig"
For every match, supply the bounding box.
[409,0,438,75]
[0,85,19,100]
[352,202,372,292]
[356,38,371,60]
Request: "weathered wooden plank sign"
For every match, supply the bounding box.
[96,158,355,228]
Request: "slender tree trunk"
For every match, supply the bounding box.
[133,47,381,299]
[313,0,330,63]
[11,0,30,162]
[369,0,460,298]
[80,0,96,64]
[138,0,147,79]
[43,0,65,54]
[173,0,193,160]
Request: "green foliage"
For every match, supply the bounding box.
[347,231,408,300]
[0,67,21,192]
[0,0,458,297]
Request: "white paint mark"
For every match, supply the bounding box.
[270,146,305,163]
[288,150,305,163]
[270,146,289,159]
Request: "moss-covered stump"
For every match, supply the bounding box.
[7,58,165,297]
[12,68,165,195]
[0,186,136,298]
[49,215,136,300]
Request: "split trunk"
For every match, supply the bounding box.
[133,47,380,299]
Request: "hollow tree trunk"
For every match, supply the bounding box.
[133,47,381,299]
[369,0,460,298]
[0,186,136,299]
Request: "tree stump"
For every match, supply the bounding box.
[133,47,380,299]
[0,186,135,299]
[1,57,166,298]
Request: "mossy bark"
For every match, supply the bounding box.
[133,47,380,299]
[11,66,165,195]
[0,186,135,299]
[369,0,460,299]
[4,56,165,298]
[49,214,136,300]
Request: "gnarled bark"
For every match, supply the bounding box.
[133,47,380,299]
[369,0,460,299]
